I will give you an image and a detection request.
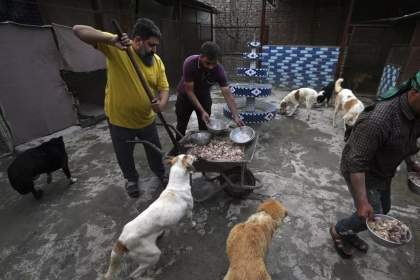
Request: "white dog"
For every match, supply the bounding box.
[279,87,322,120]
[102,154,196,280]
[333,78,365,129]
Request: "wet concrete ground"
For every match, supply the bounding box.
[0,90,419,280]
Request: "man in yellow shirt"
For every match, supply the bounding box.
[73,18,169,198]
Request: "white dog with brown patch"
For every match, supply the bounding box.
[333,78,364,129]
[102,154,196,280]
[279,87,322,121]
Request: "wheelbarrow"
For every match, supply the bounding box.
[129,123,262,199]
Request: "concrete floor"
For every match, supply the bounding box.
[0,90,419,280]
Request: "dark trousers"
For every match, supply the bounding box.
[335,178,391,237]
[108,120,164,182]
[175,93,212,139]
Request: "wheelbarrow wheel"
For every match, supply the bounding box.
[220,167,255,198]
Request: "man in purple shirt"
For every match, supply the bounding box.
[175,41,244,137]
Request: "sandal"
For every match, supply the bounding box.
[125,181,140,198]
[346,235,369,253]
[330,225,353,259]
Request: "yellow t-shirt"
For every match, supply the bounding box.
[96,35,169,129]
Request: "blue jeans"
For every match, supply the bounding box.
[335,179,391,237]
[108,120,165,182]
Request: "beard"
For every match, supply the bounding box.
[138,49,155,66]
[199,60,210,72]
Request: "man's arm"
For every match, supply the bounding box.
[72,25,130,50]
[220,86,244,126]
[350,172,374,220]
[152,90,169,113]
[345,120,384,220]
[152,58,170,113]
[184,82,210,123]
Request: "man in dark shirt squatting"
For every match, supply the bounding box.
[175,41,244,138]
[330,71,420,258]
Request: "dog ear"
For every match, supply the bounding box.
[181,155,189,169]
[294,90,300,101]
[163,156,176,165]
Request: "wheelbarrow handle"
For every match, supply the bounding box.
[126,139,163,156]
[156,122,183,138]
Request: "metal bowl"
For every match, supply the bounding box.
[189,131,212,146]
[407,172,420,195]
[207,118,228,134]
[366,214,412,248]
[229,126,255,144]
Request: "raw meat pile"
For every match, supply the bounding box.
[367,218,410,243]
[187,138,244,161]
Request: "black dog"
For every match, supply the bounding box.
[7,136,75,199]
[317,81,334,106]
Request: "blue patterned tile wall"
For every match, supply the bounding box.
[261,45,339,89]
[377,64,400,97]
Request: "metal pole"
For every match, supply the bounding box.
[335,0,354,80]
[258,0,267,68]
[259,0,267,45]
[210,12,214,41]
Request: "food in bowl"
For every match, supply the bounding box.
[367,217,410,244]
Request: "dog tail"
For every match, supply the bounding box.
[102,241,129,279]
[335,78,344,93]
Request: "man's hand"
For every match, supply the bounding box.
[201,111,210,124]
[233,115,245,127]
[356,200,374,221]
[111,33,131,50]
[151,97,162,113]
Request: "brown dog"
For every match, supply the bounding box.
[224,199,288,280]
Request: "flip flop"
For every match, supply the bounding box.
[330,225,354,259]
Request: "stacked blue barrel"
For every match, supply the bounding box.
[224,41,277,124]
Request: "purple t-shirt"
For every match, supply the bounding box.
[177,55,228,98]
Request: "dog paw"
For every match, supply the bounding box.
[69,178,77,185]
